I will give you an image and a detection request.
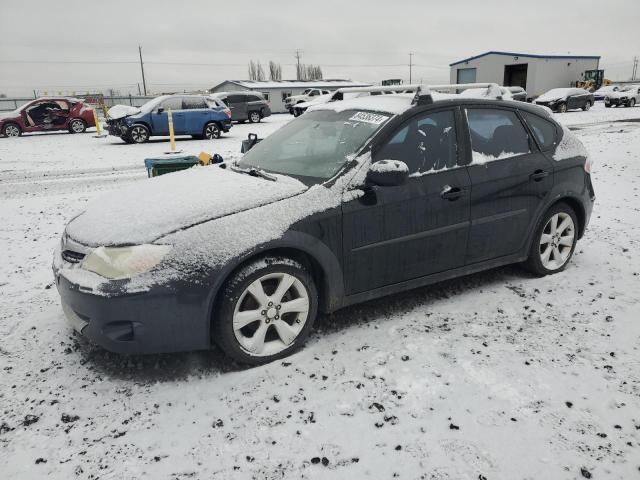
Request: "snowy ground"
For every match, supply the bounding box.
[1,104,639,479]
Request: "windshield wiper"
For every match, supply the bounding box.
[230,164,278,182]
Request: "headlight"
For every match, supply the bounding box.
[81,245,171,279]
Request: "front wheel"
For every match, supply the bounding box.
[2,122,22,137]
[248,111,261,123]
[524,203,578,276]
[203,122,221,139]
[213,257,318,365]
[129,124,150,143]
[582,101,592,111]
[557,103,567,113]
[68,118,86,133]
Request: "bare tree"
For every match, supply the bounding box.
[269,61,282,81]
[248,60,257,81]
[256,61,265,81]
[298,64,323,81]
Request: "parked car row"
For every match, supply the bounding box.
[603,84,640,108]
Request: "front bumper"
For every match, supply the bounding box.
[106,119,130,137]
[604,97,627,106]
[53,249,212,354]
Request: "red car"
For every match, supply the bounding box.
[0,97,95,137]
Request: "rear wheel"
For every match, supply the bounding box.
[582,101,592,111]
[203,122,221,139]
[557,103,567,113]
[213,257,318,365]
[68,118,86,133]
[629,99,636,107]
[2,122,21,137]
[248,111,261,123]
[129,124,150,143]
[524,203,578,276]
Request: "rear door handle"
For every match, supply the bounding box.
[440,185,464,201]
[530,169,549,181]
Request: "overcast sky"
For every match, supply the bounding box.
[0,0,638,96]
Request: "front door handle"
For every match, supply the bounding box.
[530,169,549,181]
[441,185,464,201]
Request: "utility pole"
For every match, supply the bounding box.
[409,53,413,84]
[632,56,639,81]
[138,45,147,96]
[295,49,302,80]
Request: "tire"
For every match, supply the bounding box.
[524,203,579,276]
[121,135,134,144]
[629,99,636,108]
[203,122,221,139]
[213,256,318,365]
[557,103,567,113]
[68,118,86,133]
[582,101,592,111]
[2,122,22,137]
[248,111,261,123]
[293,109,301,117]
[605,103,611,108]
[129,124,150,143]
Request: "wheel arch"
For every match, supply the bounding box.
[131,121,152,135]
[205,232,344,342]
[528,195,587,254]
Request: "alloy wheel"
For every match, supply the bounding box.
[130,126,148,143]
[539,212,575,271]
[249,111,260,123]
[70,119,85,133]
[204,123,220,139]
[4,124,20,137]
[233,272,310,357]
[558,103,567,113]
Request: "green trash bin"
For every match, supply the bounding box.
[144,155,200,178]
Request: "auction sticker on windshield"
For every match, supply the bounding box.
[349,112,390,125]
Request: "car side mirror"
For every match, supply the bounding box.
[156,107,164,114]
[366,160,409,187]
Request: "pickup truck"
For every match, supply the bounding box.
[284,88,331,114]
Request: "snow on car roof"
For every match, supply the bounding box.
[309,94,416,115]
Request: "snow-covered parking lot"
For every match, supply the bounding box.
[1,104,640,479]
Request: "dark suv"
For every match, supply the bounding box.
[54,88,594,364]
[211,92,272,123]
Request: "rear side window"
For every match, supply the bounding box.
[182,97,207,109]
[375,110,458,174]
[521,111,557,150]
[160,97,183,111]
[466,108,530,163]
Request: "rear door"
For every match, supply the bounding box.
[182,96,209,135]
[227,94,247,121]
[342,108,471,294]
[464,106,554,264]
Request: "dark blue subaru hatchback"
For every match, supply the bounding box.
[106,94,232,143]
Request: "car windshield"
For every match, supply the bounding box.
[238,109,391,181]
[619,86,635,92]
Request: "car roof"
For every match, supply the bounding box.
[310,92,553,118]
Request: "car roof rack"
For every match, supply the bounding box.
[331,82,503,105]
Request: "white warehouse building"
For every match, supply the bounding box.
[209,79,371,113]
[449,51,601,99]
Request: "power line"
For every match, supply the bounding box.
[409,53,413,83]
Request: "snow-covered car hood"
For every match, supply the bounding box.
[107,104,142,120]
[296,94,332,109]
[65,166,308,247]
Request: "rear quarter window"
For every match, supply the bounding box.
[521,111,557,151]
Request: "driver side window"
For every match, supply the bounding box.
[374,110,459,175]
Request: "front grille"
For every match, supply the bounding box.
[62,250,86,264]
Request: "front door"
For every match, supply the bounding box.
[342,108,471,295]
[464,107,555,264]
[152,97,185,135]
